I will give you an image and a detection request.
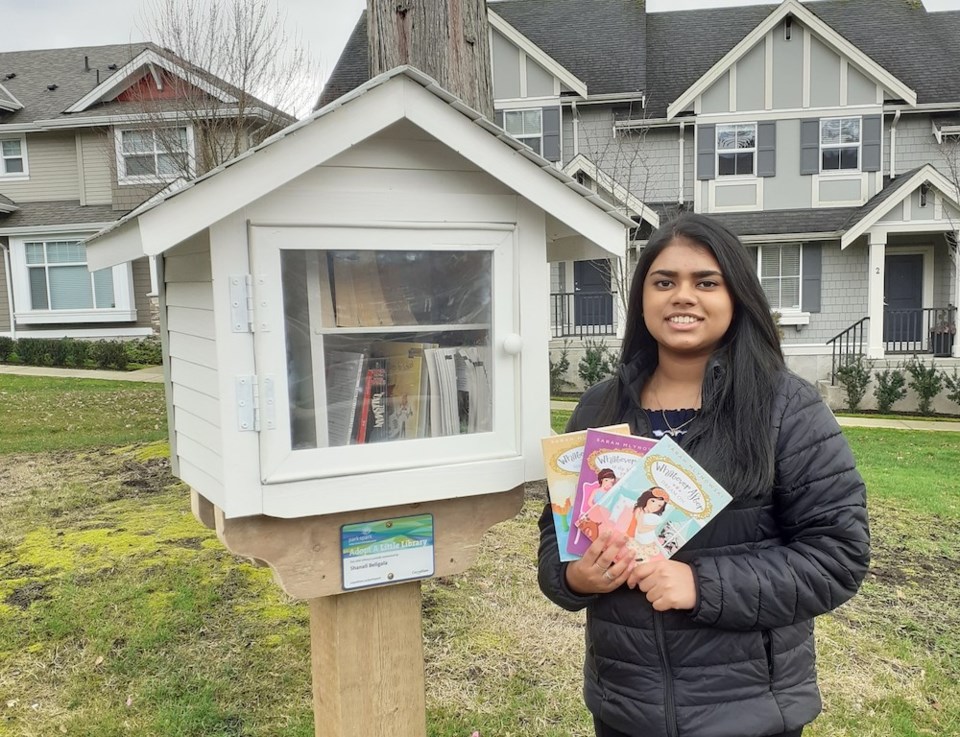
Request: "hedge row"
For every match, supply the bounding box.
[0,336,162,371]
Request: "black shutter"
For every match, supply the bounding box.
[542,106,561,162]
[861,115,882,172]
[801,243,822,313]
[800,119,820,175]
[697,124,716,180]
[757,121,777,177]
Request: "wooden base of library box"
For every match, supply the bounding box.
[190,487,524,737]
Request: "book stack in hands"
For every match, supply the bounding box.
[541,428,732,563]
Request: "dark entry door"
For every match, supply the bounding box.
[573,260,613,327]
[883,254,923,345]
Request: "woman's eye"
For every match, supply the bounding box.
[699,280,719,288]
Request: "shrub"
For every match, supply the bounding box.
[578,339,615,388]
[90,340,129,371]
[834,355,872,411]
[549,340,573,396]
[0,336,14,362]
[904,356,943,415]
[873,368,907,413]
[16,339,56,366]
[125,337,163,366]
[943,367,960,407]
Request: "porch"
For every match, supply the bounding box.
[549,290,620,338]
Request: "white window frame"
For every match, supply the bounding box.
[114,125,195,185]
[756,243,808,322]
[716,123,757,178]
[820,116,861,174]
[9,235,136,324]
[0,134,28,178]
[502,108,544,156]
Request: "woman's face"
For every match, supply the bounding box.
[642,236,734,361]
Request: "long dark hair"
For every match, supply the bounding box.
[603,213,784,498]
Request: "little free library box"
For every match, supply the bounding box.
[87,66,632,736]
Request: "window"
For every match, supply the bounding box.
[24,240,116,311]
[759,244,801,311]
[1,136,26,175]
[716,123,756,177]
[503,109,543,155]
[115,127,193,184]
[820,117,860,171]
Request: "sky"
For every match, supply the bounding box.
[3,0,960,92]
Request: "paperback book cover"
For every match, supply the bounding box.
[354,357,388,443]
[372,341,437,440]
[574,435,733,562]
[566,429,658,557]
[541,424,631,562]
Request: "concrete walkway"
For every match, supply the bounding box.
[550,400,960,433]
[0,364,164,383]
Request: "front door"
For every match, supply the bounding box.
[883,254,923,348]
[573,259,613,328]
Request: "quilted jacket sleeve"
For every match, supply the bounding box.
[689,378,870,630]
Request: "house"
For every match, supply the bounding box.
[0,44,293,341]
[321,0,960,391]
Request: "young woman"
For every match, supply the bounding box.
[537,213,870,737]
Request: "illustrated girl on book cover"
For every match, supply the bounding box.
[625,487,669,560]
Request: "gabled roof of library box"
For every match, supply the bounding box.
[86,66,633,271]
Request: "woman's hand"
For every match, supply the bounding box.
[565,531,637,594]
[628,559,696,611]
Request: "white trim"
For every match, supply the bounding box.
[64,48,236,114]
[695,104,882,123]
[0,133,29,178]
[666,0,916,120]
[756,242,804,313]
[4,107,281,134]
[812,172,868,208]
[764,32,774,111]
[562,154,661,227]
[729,63,737,113]
[741,231,843,244]
[708,177,763,213]
[776,311,811,326]
[840,58,849,106]
[12,326,154,339]
[8,232,137,324]
[495,96,562,110]
[114,125,196,185]
[488,10,588,98]
[842,164,960,247]
[518,50,528,98]
[715,122,757,178]
[935,193,944,220]
[885,244,935,311]
[819,115,862,175]
[0,221,115,237]
[903,189,913,220]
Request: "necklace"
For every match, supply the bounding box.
[658,408,698,438]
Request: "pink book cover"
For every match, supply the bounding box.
[566,429,658,558]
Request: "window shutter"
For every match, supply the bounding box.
[757,121,777,177]
[697,124,716,180]
[541,106,561,162]
[494,109,504,129]
[800,119,820,175]
[861,115,882,172]
[801,243,822,313]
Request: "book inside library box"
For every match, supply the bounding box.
[281,248,494,450]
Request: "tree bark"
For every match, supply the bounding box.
[368,0,494,120]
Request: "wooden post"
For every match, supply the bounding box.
[310,583,426,737]
[368,0,494,120]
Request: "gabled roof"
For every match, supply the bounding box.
[317,0,646,109]
[0,194,19,214]
[0,43,292,128]
[88,67,632,270]
[0,200,118,233]
[841,164,960,248]
[0,82,23,112]
[666,0,916,120]
[562,154,659,228]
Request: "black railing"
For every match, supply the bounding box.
[884,306,956,356]
[827,317,869,385]
[550,291,617,338]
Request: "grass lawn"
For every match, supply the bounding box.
[1,376,958,736]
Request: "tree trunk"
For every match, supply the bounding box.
[368,0,494,120]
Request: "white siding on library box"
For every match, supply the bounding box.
[86,67,631,521]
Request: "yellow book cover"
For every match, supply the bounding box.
[372,341,437,439]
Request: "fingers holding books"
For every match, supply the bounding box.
[565,531,637,594]
[628,559,697,611]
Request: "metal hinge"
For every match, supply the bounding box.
[236,375,277,433]
[229,274,255,333]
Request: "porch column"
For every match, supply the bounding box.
[954,231,960,359]
[615,256,627,340]
[867,230,887,359]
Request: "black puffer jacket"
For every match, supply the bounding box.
[538,367,870,737]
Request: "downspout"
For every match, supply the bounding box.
[890,109,901,179]
[678,121,686,206]
[1,242,15,340]
[571,99,580,157]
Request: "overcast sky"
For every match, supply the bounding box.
[3,0,959,90]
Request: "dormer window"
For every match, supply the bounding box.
[1,136,27,176]
[115,126,195,185]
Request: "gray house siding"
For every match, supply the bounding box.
[701,71,729,114]
[0,248,9,333]
[847,65,877,105]
[492,30,522,99]
[772,21,803,109]
[809,36,842,109]
[890,114,953,174]
[736,41,765,113]
[0,133,79,202]
[763,119,810,209]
